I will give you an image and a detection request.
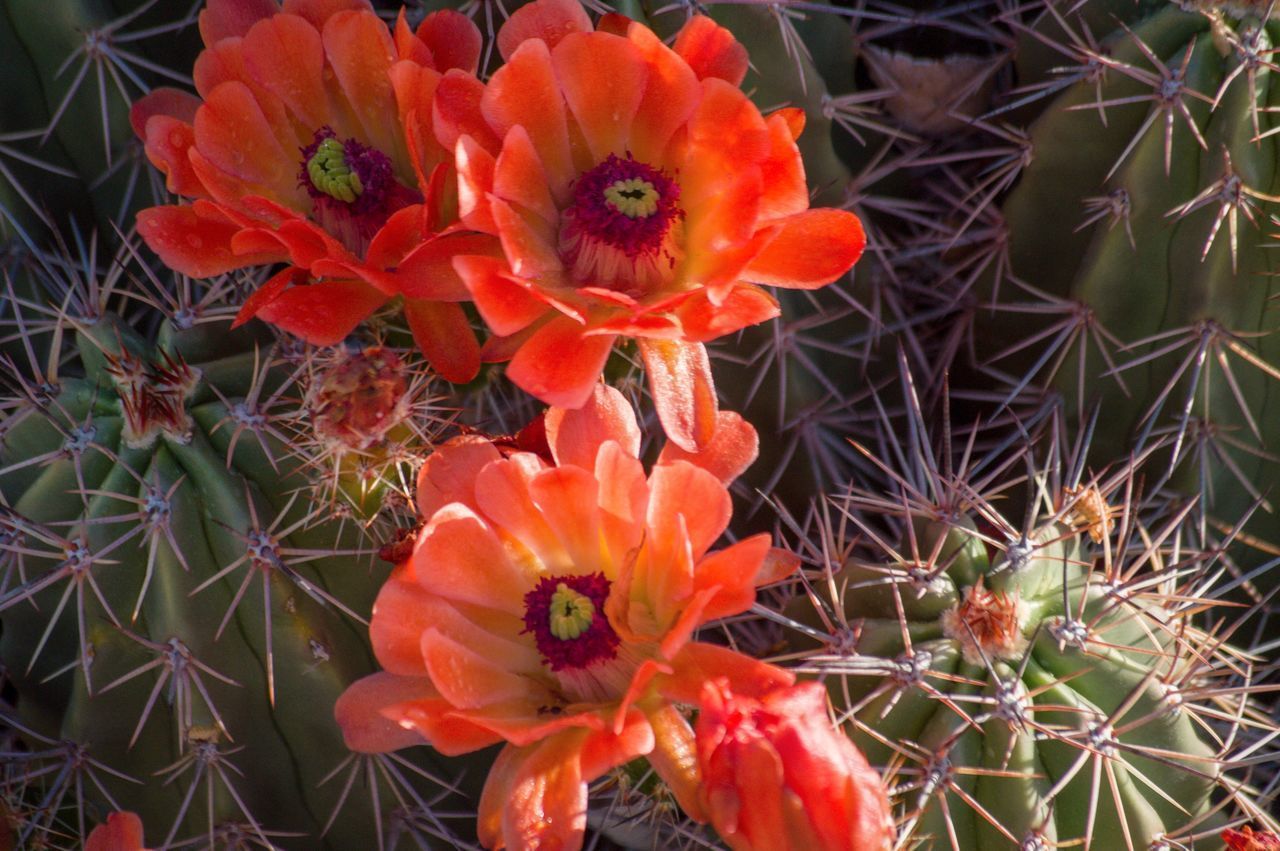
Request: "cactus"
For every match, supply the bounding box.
[782,384,1278,848]
[0,297,486,848]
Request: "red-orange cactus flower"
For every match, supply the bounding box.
[445,0,865,450]
[1225,827,1280,850]
[335,385,798,850]
[695,679,894,851]
[85,812,149,851]
[131,0,495,381]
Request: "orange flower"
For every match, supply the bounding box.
[695,680,894,851]
[445,0,865,449]
[1225,827,1280,850]
[131,0,496,381]
[335,386,797,850]
[85,812,148,851]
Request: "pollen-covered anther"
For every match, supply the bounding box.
[941,579,1028,665]
[298,127,414,255]
[522,572,620,671]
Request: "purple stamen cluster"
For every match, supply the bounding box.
[522,572,620,672]
[563,154,681,259]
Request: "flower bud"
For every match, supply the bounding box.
[695,679,894,851]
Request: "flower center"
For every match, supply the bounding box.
[522,573,620,672]
[298,127,417,256]
[307,137,365,203]
[559,154,682,291]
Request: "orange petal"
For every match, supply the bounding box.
[672,15,748,86]
[382,696,508,757]
[494,125,559,227]
[625,23,700,164]
[544,383,641,471]
[198,0,277,47]
[690,533,773,622]
[85,812,147,851]
[333,671,434,753]
[474,453,565,564]
[456,254,549,337]
[660,642,794,705]
[322,9,401,158]
[551,31,646,162]
[657,410,759,485]
[369,579,435,675]
[251,277,388,344]
[416,9,482,73]
[637,338,718,453]
[482,39,575,203]
[491,197,562,279]
[647,459,730,562]
[743,208,866,288]
[496,0,592,61]
[507,315,615,408]
[758,109,810,221]
[193,80,296,193]
[527,465,605,569]
[389,61,444,187]
[403,298,481,384]
[241,13,328,129]
[130,86,200,137]
[433,70,501,154]
[593,440,649,562]
[234,265,298,328]
[281,0,369,29]
[674,284,779,342]
[414,503,531,617]
[398,232,499,301]
[139,113,205,197]
[644,703,707,822]
[422,627,540,709]
[455,134,498,234]
[416,434,503,517]
[137,204,279,278]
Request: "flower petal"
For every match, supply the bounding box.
[496,0,592,61]
[456,254,550,337]
[544,383,641,471]
[493,125,559,228]
[417,434,503,517]
[744,208,866,288]
[456,134,499,233]
[322,9,401,159]
[333,671,434,753]
[690,533,773,622]
[198,0,278,47]
[674,285,779,342]
[281,0,369,30]
[673,15,748,86]
[422,627,544,709]
[660,642,794,705]
[551,31,646,163]
[482,38,576,204]
[527,465,605,570]
[241,12,327,129]
[625,23,700,164]
[434,70,502,154]
[403,298,481,384]
[507,315,615,409]
[85,812,146,851]
[491,197,563,279]
[193,81,299,198]
[137,203,282,278]
[647,460,731,563]
[416,9,482,74]
[250,277,387,345]
[657,409,759,485]
[398,232,499,301]
[413,503,530,617]
[474,453,565,564]
[638,338,718,453]
[758,109,810,221]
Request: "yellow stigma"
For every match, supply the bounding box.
[548,582,595,640]
[603,178,659,218]
[307,137,363,203]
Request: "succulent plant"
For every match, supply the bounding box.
[783,389,1279,848]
